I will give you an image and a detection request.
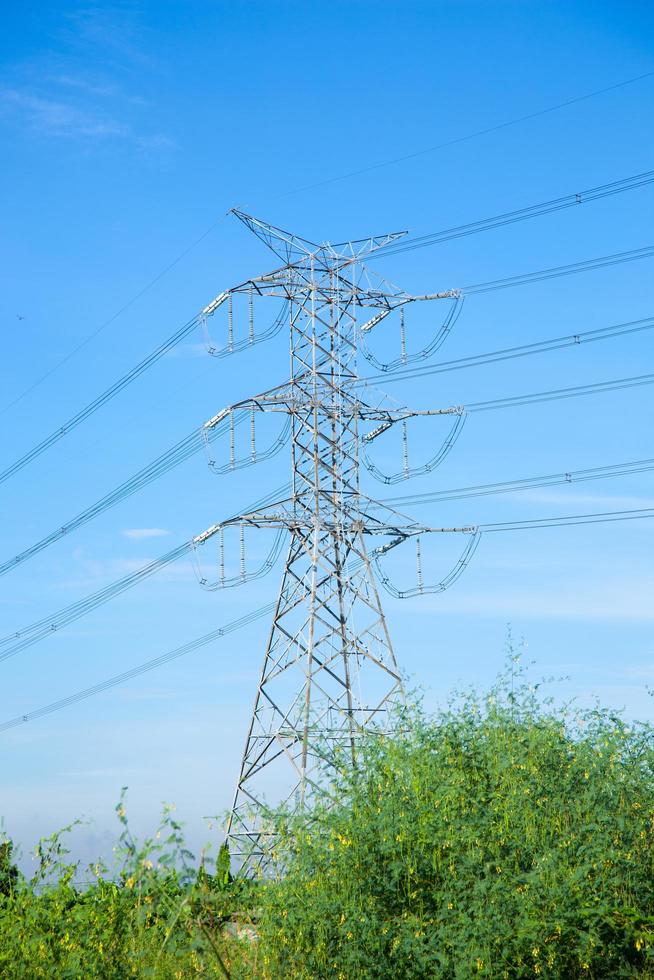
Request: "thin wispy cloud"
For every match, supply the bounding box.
[61,5,153,67]
[1,88,129,138]
[1,7,173,148]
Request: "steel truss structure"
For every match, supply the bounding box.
[199,211,475,873]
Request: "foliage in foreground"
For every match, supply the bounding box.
[0,799,257,979]
[258,663,654,979]
[2,660,654,978]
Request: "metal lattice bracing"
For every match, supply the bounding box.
[203,211,472,873]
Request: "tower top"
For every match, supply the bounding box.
[230,208,409,264]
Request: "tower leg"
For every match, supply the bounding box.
[226,530,403,874]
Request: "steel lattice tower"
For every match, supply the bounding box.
[197,212,476,873]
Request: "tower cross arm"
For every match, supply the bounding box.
[369,523,479,556]
[360,289,462,333]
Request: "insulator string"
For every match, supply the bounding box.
[374,529,482,599]
[401,420,409,477]
[416,537,423,593]
[359,294,463,373]
[362,411,466,485]
[203,300,289,358]
[250,406,257,461]
[205,416,291,475]
[192,529,287,591]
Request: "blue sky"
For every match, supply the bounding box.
[1,1,653,866]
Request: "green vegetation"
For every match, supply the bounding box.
[3,661,654,978]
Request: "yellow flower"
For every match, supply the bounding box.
[126,876,135,889]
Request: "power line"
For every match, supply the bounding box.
[2,329,652,580]
[363,315,654,386]
[0,416,241,578]
[3,204,651,495]
[4,64,652,447]
[0,602,275,735]
[462,244,654,295]
[382,456,654,509]
[0,313,202,487]
[5,198,654,836]
[479,506,654,532]
[0,481,288,664]
[2,363,648,662]
[0,217,228,417]
[3,502,653,736]
[278,69,654,196]
[467,370,654,413]
[0,541,194,665]
[373,168,654,258]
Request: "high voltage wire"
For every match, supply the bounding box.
[0,219,229,418]
[7,70,650,421]
[0,603,275,735]
[373,169,654,258]
[479,507,654,532]
[5,355,646,658]
[381,456,654,509]
[362,315,654,386]
[2,235,652,499]
[2,349,653,579]
[282,69,654,195]
[0,314,202,487]
[0,171,654,483]
[0,416,244,578]
[461,244,654,295]
[0,481,288,664]
[467,370,654,413]
[2,502,654,735]
[2,471,653,668]
[0,541,194,664]
[8,68,652,419]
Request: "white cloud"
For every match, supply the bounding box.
[0,88,129,138]
[121,528,171,540]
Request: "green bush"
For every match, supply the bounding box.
[3,660,654,978]
[0,797,256,979]
[257,663,654,978]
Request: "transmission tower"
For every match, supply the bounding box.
[195,211,478,874]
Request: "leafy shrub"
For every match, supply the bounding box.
[0,796,256,979]
[257,663,654,978]
[3,660,654,979]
